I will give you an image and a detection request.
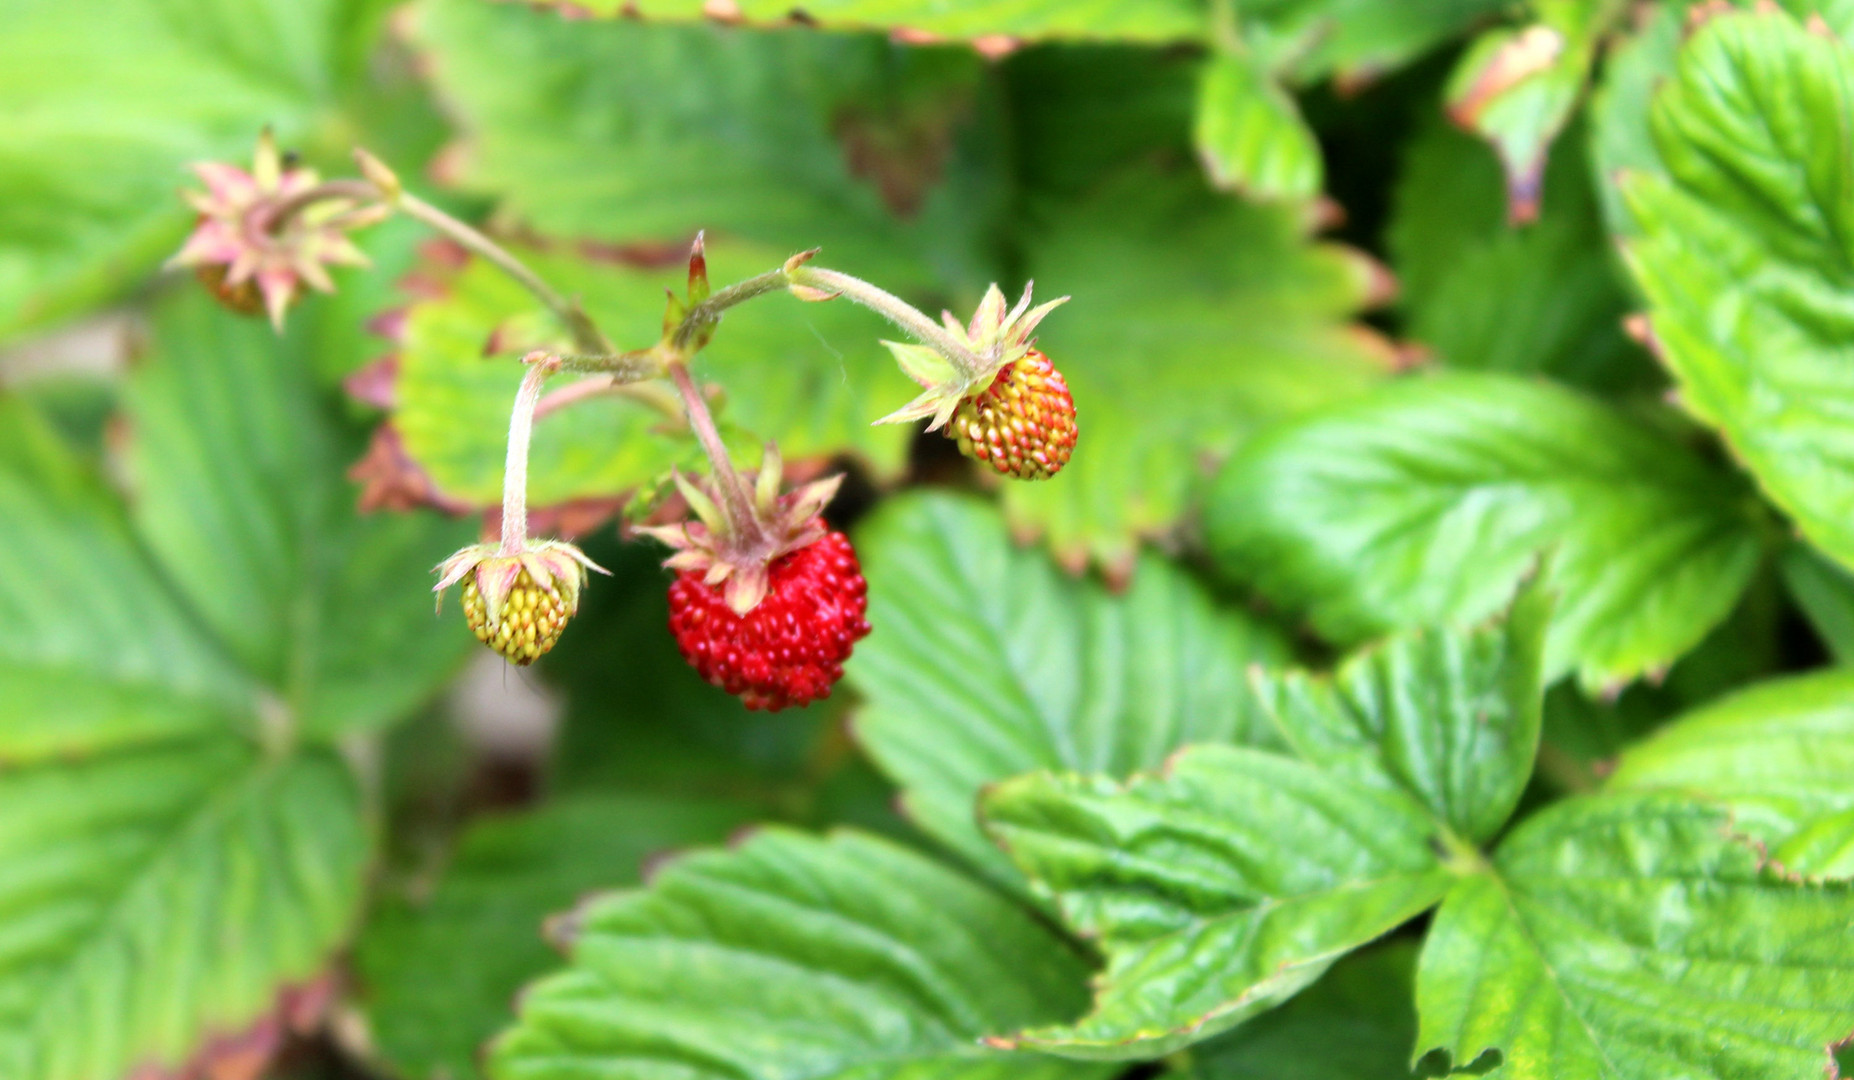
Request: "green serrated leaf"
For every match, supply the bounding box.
[1239,0,1513,83]
[1415,792,1854,1079]
[1206,371,1767,692]
[1164,941,1425,1080]
[408,0,1009,290]
[1387,115,1652,393]
[0,0,396,341]
[1004,166,1391,569]
[982,745,1453,1059]
[487,827,1111,1080]
[1252,581,1551,845]
[1193,49,1323,201]
[1621,9,1854,579]
[1608,667,1854,870]
[515,0,1205,40]
[970,594,1544,1059]
[357,794,759,1080]
[847,492,1292,888]
[0,737,369,1080]
[126,293,475,737]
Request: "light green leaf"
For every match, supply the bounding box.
[357,794,758,1080]
[983,745,1452,1059]
[124,293,475,738]
[1193,49,1323,201]
[0,397,251,762]
[1621,8,1854,575]
[1205,372,1767,691]
[0,738,369,1080]
[1239,0,1513,83]
[1608,667,1854,870]
[1005,166,1392,569]
[392,241,917,511]
[407,0,1009,289]
[0,0,393,340]
[1165,941,1426,1080]
[514,0,1205,40]
[1416,792,1854,1079]
[847,493,1291,887]
[1250,582,1551,846]
[1387,113,1652,393]
[487,828,1111,1080]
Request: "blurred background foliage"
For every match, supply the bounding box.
[6,0,1854,1078]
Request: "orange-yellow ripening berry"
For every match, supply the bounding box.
[462,569,572,666]
[950,349,1077,480]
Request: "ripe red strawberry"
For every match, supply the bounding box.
[668,531,871,711]
[950,348,1077,480]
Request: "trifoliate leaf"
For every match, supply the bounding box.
[971,590,1546,1058]
[847,493,1292,889]
[1206,372,1767,692]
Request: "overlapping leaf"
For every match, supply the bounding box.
[1205,372,1766,691]
[847,493,1291,887]
[357,794,758,1080]
[1609,667,1854,874]
[488,828,1111,1080]
[984,746,1452,1059]
[0,0,397,341]
[1194,47,1323,201]
[1621,8,1854,577]
[971,590,1547,1059]
[0,293,472,1078]
[1416,793,1854,1079]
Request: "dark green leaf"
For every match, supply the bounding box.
[1621,8,1854,574]
[1416,792,1854,1079]
[357,794,759,1080]
[848,493,1291,887]
[488,828,1111,1080]
[1205,372,1766,691]
[1779,541,1854,663]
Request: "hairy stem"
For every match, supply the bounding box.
[669,268,794,352]
[257,178,378,232]
[394,192,615,356]
[500,353,561,555]
[668,360,764,544]
[788,266,987,379]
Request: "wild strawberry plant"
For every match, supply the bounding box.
[3,2,1854,1080]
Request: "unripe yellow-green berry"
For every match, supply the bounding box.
[462,569,572,665]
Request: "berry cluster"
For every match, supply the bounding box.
[668,531,871,711]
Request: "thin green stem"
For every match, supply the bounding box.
[500,353,561,555]
[670,269,794,352]
[787,266,988,379]
[667,360,763,544]
[393,191,615,356]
